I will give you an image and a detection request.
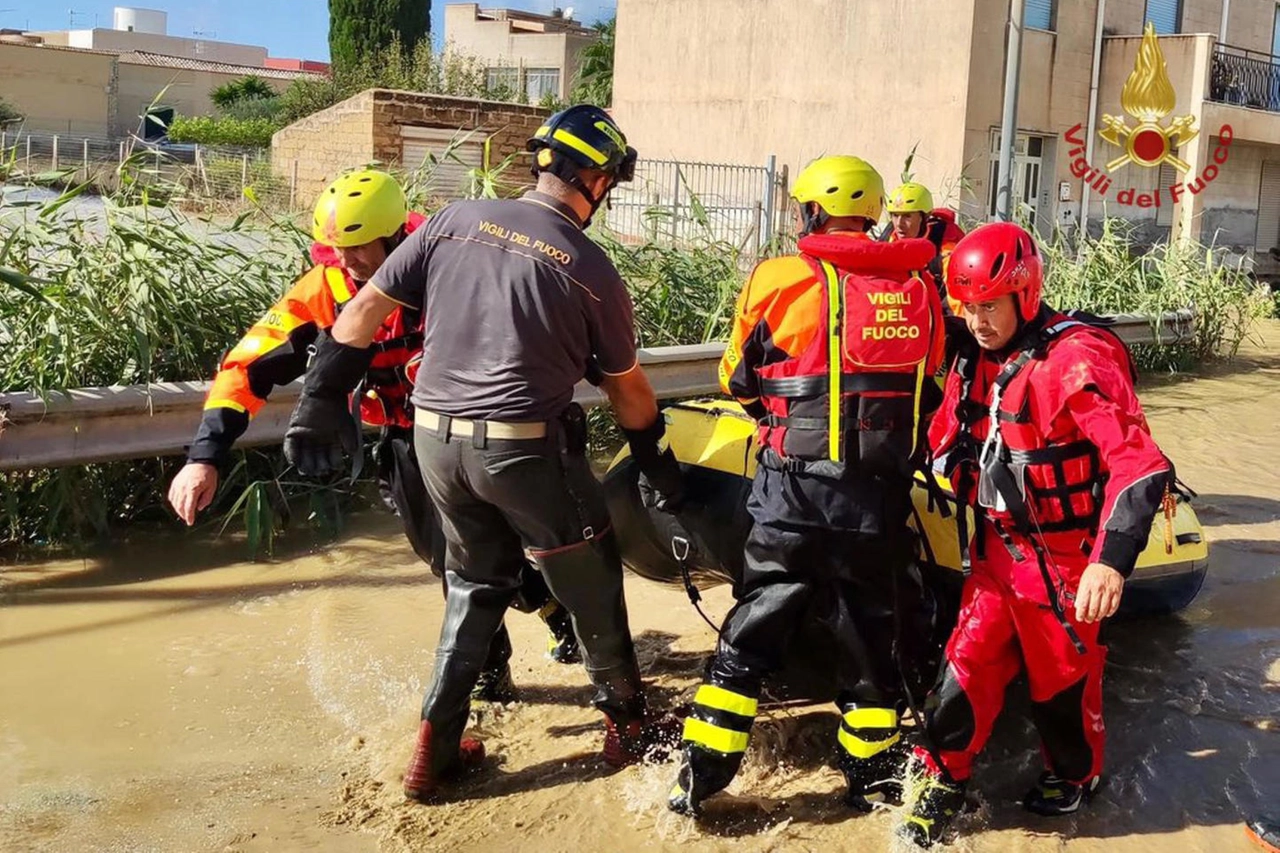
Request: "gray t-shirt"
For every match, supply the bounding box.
[372,191,638,421]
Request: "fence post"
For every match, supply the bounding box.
[241,153,249,196]
[26,135,32,168]
[290,159,299,209]
[1,130,6,157]
[119,140,125,166]
[762,154,777,250]
[670,165,681,242]
[83,138,90,171]
[775,163,789,248]
[752,201,763,259]
[51,135,59,171]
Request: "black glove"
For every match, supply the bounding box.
[283,331,373,478]
[622,415,685,513]
[284,395,358,477]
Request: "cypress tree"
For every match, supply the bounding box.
[329,0,431,70]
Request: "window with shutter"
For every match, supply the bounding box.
[1255,161,1280,254]
[401,127,486,202]
[1157,164,1176,227]
[1144,0,1181,34]
[1025,0,1055,31]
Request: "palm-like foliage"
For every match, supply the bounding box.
[571,17,615,107]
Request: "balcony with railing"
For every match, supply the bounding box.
[1209,44,1280,113]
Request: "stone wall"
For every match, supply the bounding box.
[271,90,377,199]
[273,88,547,204]
[369,89,546,177]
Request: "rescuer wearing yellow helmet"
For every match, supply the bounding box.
[667,155,946,817]
[169,168,581,705]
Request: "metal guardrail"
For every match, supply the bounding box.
[0,344,723,471]
[0,310,1196,472]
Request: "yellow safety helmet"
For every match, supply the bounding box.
[790,155,885,222]
[312,169,408,248]
[887,181,934,214]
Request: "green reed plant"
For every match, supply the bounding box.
[1043,217,1273,371]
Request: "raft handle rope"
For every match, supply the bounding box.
[672,535,723,635]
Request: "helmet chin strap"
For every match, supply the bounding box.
[542,155,612,228]
[800,202,830,236]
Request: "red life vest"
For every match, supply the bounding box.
[949,312,1137,537]
[310,213,426,430]
[754,236,942,479]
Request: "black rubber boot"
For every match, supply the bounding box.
[840,740,908,811]
[897,772,967,848]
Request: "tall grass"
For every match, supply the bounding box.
[1043,218,1273,370]
[0,152,317,549]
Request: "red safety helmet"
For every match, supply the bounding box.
[945,222,1043,321]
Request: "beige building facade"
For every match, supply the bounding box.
[613,0,1280,272]
[30,6,269,67]
[444,4,600,102]
[0,40,311,137]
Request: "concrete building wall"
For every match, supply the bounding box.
[0,42,116,135]
[272,88,547,203]
[114,62,293,138]
[443,4,596,99]
[959,0,1100,231]
[1104,0,1276,54]
[612,0,976,207]
[29,28,268,66]
[1198,138,1274,250]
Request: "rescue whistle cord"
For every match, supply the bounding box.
[672,535,723,635]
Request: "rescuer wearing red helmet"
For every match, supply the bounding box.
[898,222,1175,847]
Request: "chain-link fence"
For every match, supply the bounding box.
[598,156,789,254]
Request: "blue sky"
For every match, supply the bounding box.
[0,1,616,62]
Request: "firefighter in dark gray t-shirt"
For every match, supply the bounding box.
[283,105,686,801]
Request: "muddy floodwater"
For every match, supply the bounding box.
[4,323,1280,853]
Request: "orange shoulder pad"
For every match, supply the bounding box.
[740,255,823,360]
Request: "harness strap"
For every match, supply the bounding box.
[758,373,918,398]
[990,517,1088,656]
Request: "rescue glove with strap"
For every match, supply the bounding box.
[284,330,373,478]
[623,415,685,513]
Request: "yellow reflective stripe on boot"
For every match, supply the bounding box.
[838,726,901,759]
[683,717,750,754]
[906,814,935,834]
[842,707,898,729]
[693,684,758,718]
[839,706,900,759]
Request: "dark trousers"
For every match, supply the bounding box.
[412,420,644,772]
[376,427,524,676]
[678,466,926,801]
